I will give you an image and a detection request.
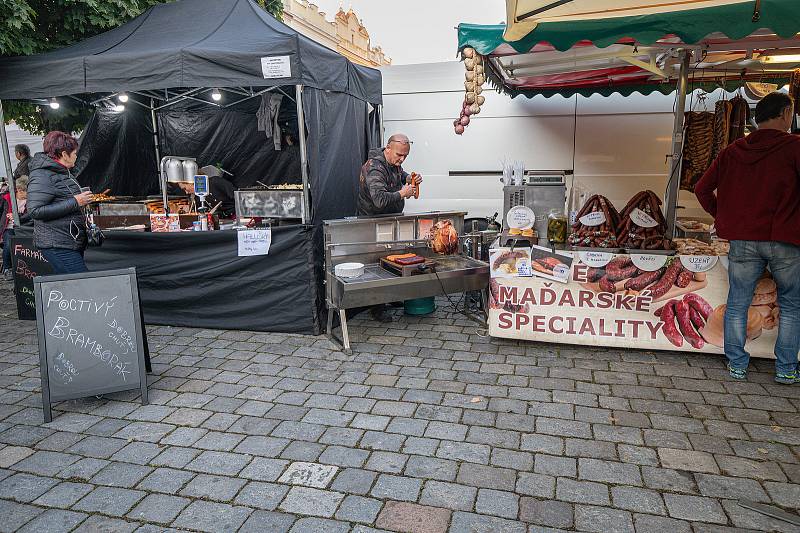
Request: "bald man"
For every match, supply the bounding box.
[358,134,421,216]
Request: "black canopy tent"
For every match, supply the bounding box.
[0,0,384,333]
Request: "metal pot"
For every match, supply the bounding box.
[182,159,198,182]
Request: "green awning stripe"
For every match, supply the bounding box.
[458,0,800,55]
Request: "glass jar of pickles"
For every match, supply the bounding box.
[547,210,568,244]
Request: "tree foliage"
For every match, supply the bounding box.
[1,0,286,133]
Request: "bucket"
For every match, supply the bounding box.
[404,296,436,316]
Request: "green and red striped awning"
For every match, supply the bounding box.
[458,0,800,97]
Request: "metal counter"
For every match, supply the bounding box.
[324,212,489,352]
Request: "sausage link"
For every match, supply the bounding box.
[598,275,617,293]
[676,269,693,288]
[624,267,665,291]
[586,267,606,282]
[676,301,704,349]
[684,293,713,320]
[648,259,683,299]
[661,300,684,348]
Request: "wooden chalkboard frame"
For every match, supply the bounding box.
[34,267,149,422]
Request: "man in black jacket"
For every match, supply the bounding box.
[358,134,420,216]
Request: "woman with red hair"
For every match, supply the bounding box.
[26,131,94,274]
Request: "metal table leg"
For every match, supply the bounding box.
[325,307,353,354]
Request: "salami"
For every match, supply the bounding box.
[586,267,606,282]
[688,306,705,331]
[624,267,665,291]
[676,269,693,288]
[648,260,683,299]
[598,275,617,294]
[606,257,638,281]
[684,293,713,320]
[676,301,705,349]
[661,300,683,348]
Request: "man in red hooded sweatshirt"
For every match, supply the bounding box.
[695,92,800,384]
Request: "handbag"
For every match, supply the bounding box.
[85,212,104,247]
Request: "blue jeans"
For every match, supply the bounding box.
[725,240,800,374]
[40,248,88,275]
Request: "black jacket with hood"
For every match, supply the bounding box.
[27,153,87,251]
[358,148,408,216]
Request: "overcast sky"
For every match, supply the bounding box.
[310,1,506,65]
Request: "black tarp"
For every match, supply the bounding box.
[0,0,382,104]
[81,225,323,333]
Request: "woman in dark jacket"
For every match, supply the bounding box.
[27,131,93,274]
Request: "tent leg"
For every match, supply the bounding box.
[379,104,385,145]
[150,99,161,176]
[295,85,311,225]
[0,100,19,227]
[665,50,690,239]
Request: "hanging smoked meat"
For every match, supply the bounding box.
[711,100,732,161]
[680,111,715,191]
[728,96,750,142]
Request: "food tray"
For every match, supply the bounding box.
[621,248,677,256]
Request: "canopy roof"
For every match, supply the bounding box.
[458,0,800,98]
[0,0,382,104]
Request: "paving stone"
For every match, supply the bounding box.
[405,456,458,482]
[91,462,152,488]
[632,514,692,533]
[536,417,591,438]
[172,500,252,533]
[721,500,800,533]
[150,446,201,468]
[419,480,477,511]
[17,509,87,533]
[179,473,247,501]
[351,413,391,431]
[321,427,365,447]
[376,501,451,533]
[289,517,350,533]
[319,445,369,468]
[448,511,526,533]
[457,463,516,491]
[664,494,728,524]
[234,481,289,510]
[555,478,609,505]
[335,495,383,523]
[436,441,489,465]
[239,457,288,481]
[0,500,43,531]
[658,448,719,474]
[518,498,573,529]
[330,467,377,495]
[403,437,440,456]
[73,486,145,517]
[610,486,666,515]
[476,488,519,519]
[128,493,189,524]
[642,466,697,494]
[564,438,617,460]
[715,455,787,481]
[279,486,344,517]
[371,474,423,501]
[534,454,576,477]
[136,467,195,494]
[617,444,659,466]
[186,450,252,476]
[425,421,468,441]
[0,445,34,468]
[764,481,800,509]
[239,510,296,532]
[234,435,289,457]
[278,461,338,488]
[579,458,642,486]
[33,481,93,508]
[696,473,770,502]
[491,448,533,471]
[0,472,58,502]
[72,515,139,533]
[516,472,555,498]
[193,431,245,451]
[56,457,109,481]
[12,450,79,476]
[574,505,634,533]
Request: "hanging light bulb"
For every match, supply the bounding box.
[211,88,222,102]
[118,93,129,103]
[113,104,125,112]
[48,98,60,110]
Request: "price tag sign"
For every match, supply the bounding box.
[680,255,718,273]
[516,258,533,277]
[553,264,571,281]
[238,228,272,257]
[578,251,614,267]
[261,56,292,79]
[579,211,606,227]
[630,208,658,228]
[630,253,668,272]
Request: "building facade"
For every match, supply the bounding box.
[281,0,391,67]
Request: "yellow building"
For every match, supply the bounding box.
[281,1,391,67]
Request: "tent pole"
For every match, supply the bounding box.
[150,98,166,212]
[665,50,690,239]
[0,99,19,227]
[295,85,311,225]
[379,104,385,145]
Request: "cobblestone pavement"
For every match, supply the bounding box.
[1,279,799,532]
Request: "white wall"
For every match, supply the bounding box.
[381,61,726,220]
[1,123,43,180]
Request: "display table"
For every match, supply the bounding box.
[12,226,324,334]
[489,250,782,360]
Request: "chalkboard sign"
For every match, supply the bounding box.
[34,268,148,422]
[10,237,53,320]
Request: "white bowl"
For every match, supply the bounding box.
[335,262,365,279]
